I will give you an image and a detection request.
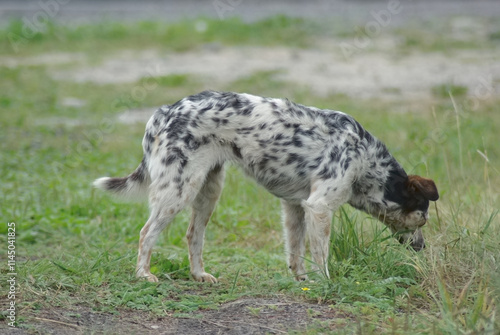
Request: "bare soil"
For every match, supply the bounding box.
[47,42,499,101]
[3,298,350,334]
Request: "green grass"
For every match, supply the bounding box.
[431,84,469,99]
[0,15,317,56]
[0,15,499,334]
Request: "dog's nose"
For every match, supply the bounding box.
[411,240,426,251]
[410,230,425,251]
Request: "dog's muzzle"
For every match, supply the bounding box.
[398,229,425,251]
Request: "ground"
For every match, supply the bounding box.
[5,298,350,334]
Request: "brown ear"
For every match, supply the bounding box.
[407,175,439,201]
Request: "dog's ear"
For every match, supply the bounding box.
[407,175,439,201]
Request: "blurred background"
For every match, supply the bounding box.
[2,0,500,24]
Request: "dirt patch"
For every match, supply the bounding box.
[5,298,350,334]
[3,36,498,102]
[0,52,86,67]
[44,44,499,101]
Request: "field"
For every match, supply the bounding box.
[1,14,499,334]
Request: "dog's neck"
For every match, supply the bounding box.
[348,133,407,218]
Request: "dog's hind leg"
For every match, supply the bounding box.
[136,207,175,282]
[136,170,208,282]
[281,200,307,281]
[186,165,225,283]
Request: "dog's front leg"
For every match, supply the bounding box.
[281,200,307,281]
[302,200,333,279]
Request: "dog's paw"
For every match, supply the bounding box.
[137,271,159,283]
[192,272,218,283]
[295,275,308,282]
[146,274,159,282]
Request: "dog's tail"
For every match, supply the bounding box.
[93,158,150,201]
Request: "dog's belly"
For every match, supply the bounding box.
[243,166,311,201]
[232,147,313,202]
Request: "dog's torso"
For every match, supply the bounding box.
[144,91,397,205]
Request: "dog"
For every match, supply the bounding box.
[94,90,439,283]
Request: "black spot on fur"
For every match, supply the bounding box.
[231,142,242,159]
[216,99,230,111]
[329,149,341,163]
[130,159,146,182]
[145,132,155,144]
[105,177,127,192]
[341,157,352,171]
[162,147,188,167]
[165,115,189,141]
[258,158,268,171]
[211,117,221,127]
[236,126,255,135]
[200,136,211,146]
[286,153,299,165]
[258,139,271,148]
[162,155,175,166]
[190,119,199,128]
[318,165,337,179]
[183,133,201,151]
[241,104,254,116]
[230,96,248,112]
[199,104,214,115]
[177,180,184,197]
[187,90,214,102]
[292,136,303,147]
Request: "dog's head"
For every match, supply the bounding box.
[380,174,439,251]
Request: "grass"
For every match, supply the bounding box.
[432,84,468,99]
[392,17,499,54]
[0,15,317,56]
[0,15,499,334]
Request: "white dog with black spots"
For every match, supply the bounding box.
[94,91,439,283]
